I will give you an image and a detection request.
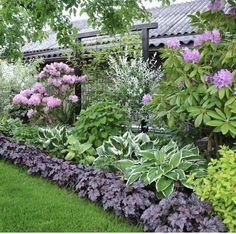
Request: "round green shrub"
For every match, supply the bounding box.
[73,101,129,148]
[189,146,236,232]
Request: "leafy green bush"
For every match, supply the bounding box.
[94,131,161,169]
[73,101,129,149]
[116,141,206,198]
[64,135,96,165]
[0,116,23,136]
[188,146,236,232]
[38,126,70,157]
[12,124,39,146]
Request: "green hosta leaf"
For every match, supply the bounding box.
[160,164,173,174]
[147,168,163,184]
[139,150,155,160]
[127,172,141,185]
[156,177,173,192]
[165,170,179,180]
[169,152,182,168]
[180,180,193,189]
[154,151,165,164]
[115,159,134,170]
[65,152,75,160]
[161,182,174,197]
[178,162,192,171]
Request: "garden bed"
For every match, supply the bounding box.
[0,134,226,232]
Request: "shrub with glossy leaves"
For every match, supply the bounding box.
[141,191,226,232]
[73,101,129,149]
[188,146,236,232]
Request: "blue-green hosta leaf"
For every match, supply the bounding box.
[127,172,141,185]
[115,159,134,170]
[169,151,182,168]
[161,182,174,197]
[147,167,163,184]
[156,177,173,192]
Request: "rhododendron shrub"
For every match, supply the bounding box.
[148,0,236,155]
[13,62,86,124]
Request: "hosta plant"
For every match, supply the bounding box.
[94,131,163,169]
[38,125,70,157]
[64,135,96,165]
[116,141,207,198]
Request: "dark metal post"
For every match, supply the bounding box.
[74,38,82,115]
[142,28,149,61]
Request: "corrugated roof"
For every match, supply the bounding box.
[22,0,208,59]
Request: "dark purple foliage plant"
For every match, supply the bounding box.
[0,134,226,232]
[141,191,227,232]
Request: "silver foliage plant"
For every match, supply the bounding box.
[108,50,162,121]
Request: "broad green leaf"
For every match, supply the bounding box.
[156,177,173,192]
[169,152,182,168]
[194,113,203,127]
[115,159,134,170]
[127,172,141,185]
[221,124,229,135]
[206,120,224,127]
[207,111,224,120]
[147,168,163,184]
[161,182,174,197]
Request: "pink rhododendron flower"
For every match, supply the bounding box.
[208,0,221,10]
[166,38,181,49]
[60,85,69,92]
[69,95,78,103]
[62,75,76,84]
[75,75,87,82]
[35,72,46,79]
[48,78,62,87]
[13,94,29,105]
[43,96,61,108]
[43,106,49,113]
[142,94,152,105]
[182,48,200,63]
[194,29,221,46]
[20,89,33,97]
[32,82,46,94]
[204,74,214,83]
[213,69,233,88]
[28,94,41,106]
[27,109,35,118]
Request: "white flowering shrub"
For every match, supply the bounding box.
[108,51,162,122]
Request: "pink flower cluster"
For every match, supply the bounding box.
[194,29,221,47]
[166,38,181,49]
[207,0,236,16]
[205,69,233,88]
[181,48,201,64]
[13,62,87,119]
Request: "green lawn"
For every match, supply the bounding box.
[0,160,142,232]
